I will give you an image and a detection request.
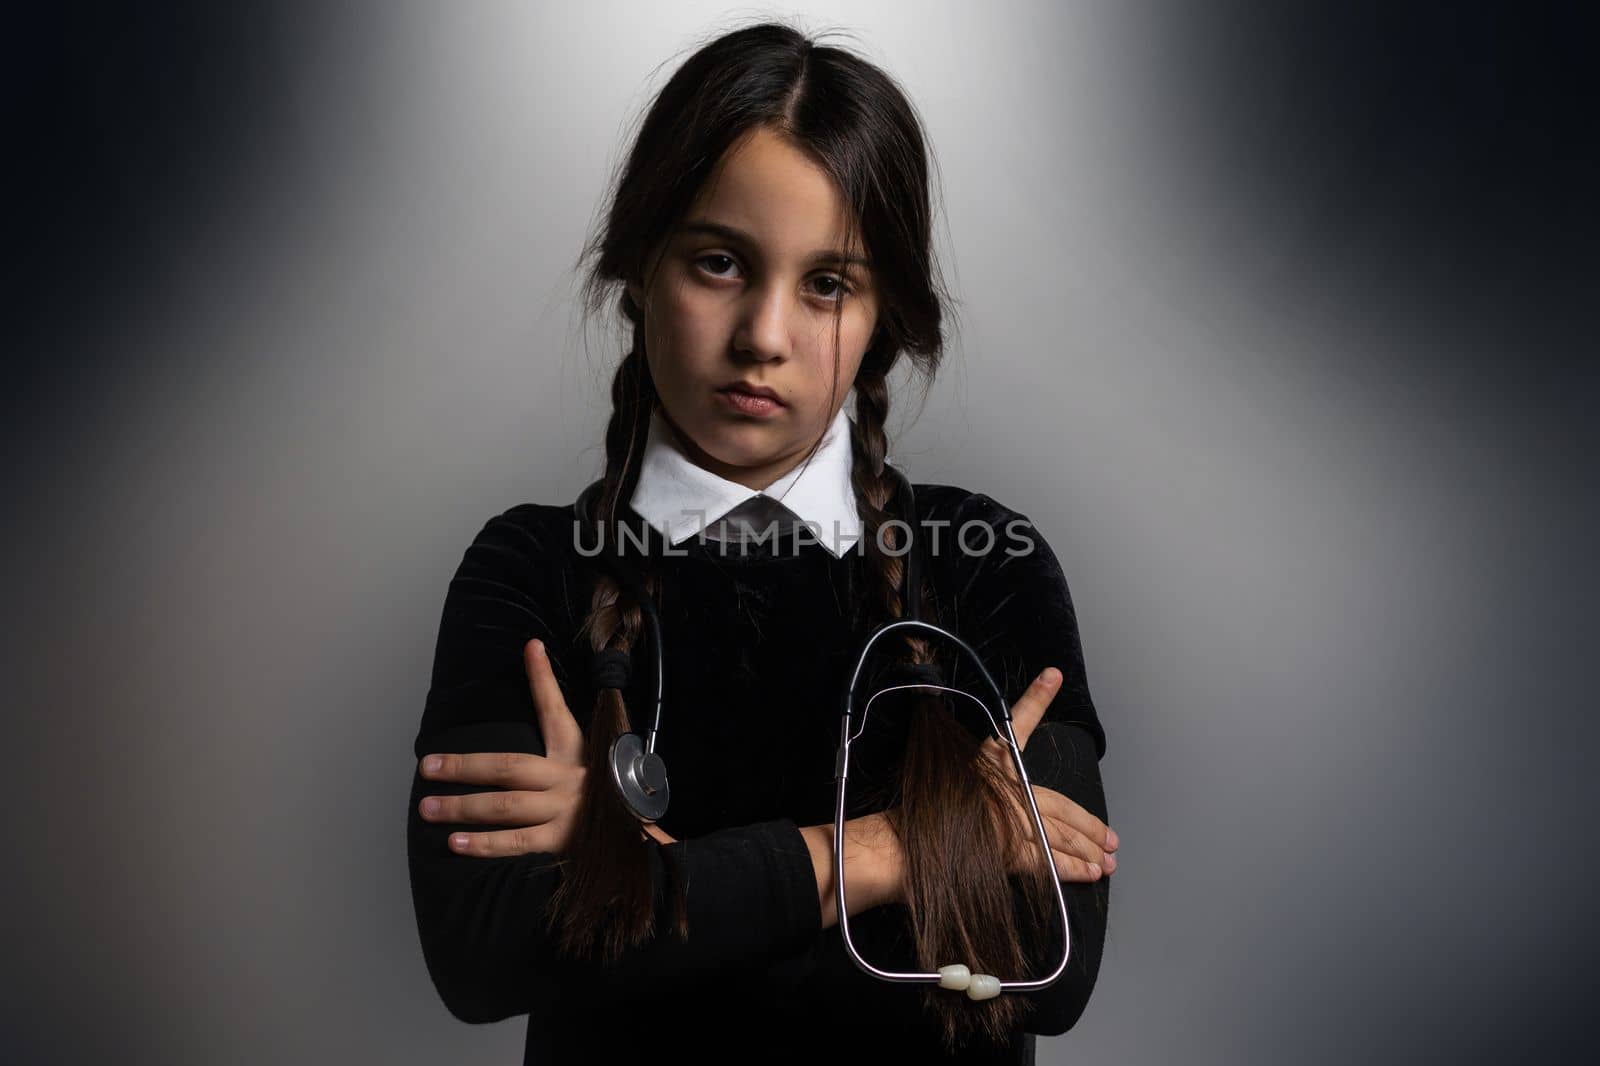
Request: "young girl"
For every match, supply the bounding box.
[407,21,1116,1064]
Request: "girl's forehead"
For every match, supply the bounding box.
[685,131,866,259]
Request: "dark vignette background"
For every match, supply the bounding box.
[5,3,1594,1064]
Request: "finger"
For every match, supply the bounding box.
[1032,783,1117,856]
[1047,846,1105,883]
[1007,667,1062,752]
[445,824,559,858]
[526,638,585,765]
[978,670,1061,767]
[419,788,570,827]
[419,751,565,790]
[1042,812,1108,871]
[1012,828,1103,883]
[1009,799,1107,873]
[642,823,677,845]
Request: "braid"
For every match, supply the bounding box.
[545,328,689,961]
[848,375,921,643]
[849,370,1056,1050]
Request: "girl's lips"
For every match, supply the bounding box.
[717,387,783,416]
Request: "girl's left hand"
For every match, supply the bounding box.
[418,638,675,856]
[981,667,1119,881]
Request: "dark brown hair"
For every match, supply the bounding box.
[548,18,1057,1050]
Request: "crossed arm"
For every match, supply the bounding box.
[411,637,1116,1026]
[409,497,1116,1030]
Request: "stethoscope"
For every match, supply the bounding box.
[578,466,1070,1000]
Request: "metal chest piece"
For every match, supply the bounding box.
[610,732,670,823]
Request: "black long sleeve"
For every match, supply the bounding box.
[406,509,823,1024]
[406,486,1111,1058]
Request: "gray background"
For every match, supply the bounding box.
[7,2,1594,1063]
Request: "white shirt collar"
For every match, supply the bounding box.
[628,403,867,558]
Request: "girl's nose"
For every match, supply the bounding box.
[734,286,793,362]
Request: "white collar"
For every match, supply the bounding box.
[628,403,866,558]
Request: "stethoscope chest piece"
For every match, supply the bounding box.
[610,731,670,822]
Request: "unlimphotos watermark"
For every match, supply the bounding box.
[572,509,1037,559]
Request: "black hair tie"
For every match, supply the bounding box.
[592,647,633,691]
[886,661,944,687]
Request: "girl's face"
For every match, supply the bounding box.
[628,126,881,490]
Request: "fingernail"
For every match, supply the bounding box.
[451,834,470,851]
[1044,668,1061,686]
[1102,853,1117,873]
[1106,827,1119,850]
[423,756,442,774]
[532,638,544,656]
[1088,862,1101,877]
[421,797,441,817]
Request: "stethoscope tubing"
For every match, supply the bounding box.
[582,465,1071,991]
[833,617,1073,991]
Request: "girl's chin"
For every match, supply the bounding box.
[673,417,782,458]
[699,441,786,469]
[697,412,789,440]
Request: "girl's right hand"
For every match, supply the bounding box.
[984,667,1119,883]
[416,638,590,857]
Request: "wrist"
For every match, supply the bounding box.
[800,814,902,923]
[847,812,903,909]
[800,813,906,930]
[799,823,838,928]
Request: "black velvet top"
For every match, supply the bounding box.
[406,481,1110,1064]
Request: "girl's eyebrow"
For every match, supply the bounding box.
[680,218,872,270]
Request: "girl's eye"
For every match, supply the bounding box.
[693,255,854,302]
[810,275,854,301]
[696,254,739,279]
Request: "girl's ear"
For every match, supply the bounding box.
[625,280,645,312]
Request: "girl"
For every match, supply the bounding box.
[407,21,1116,1064]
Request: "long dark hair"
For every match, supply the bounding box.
[548,18,1056,1050]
